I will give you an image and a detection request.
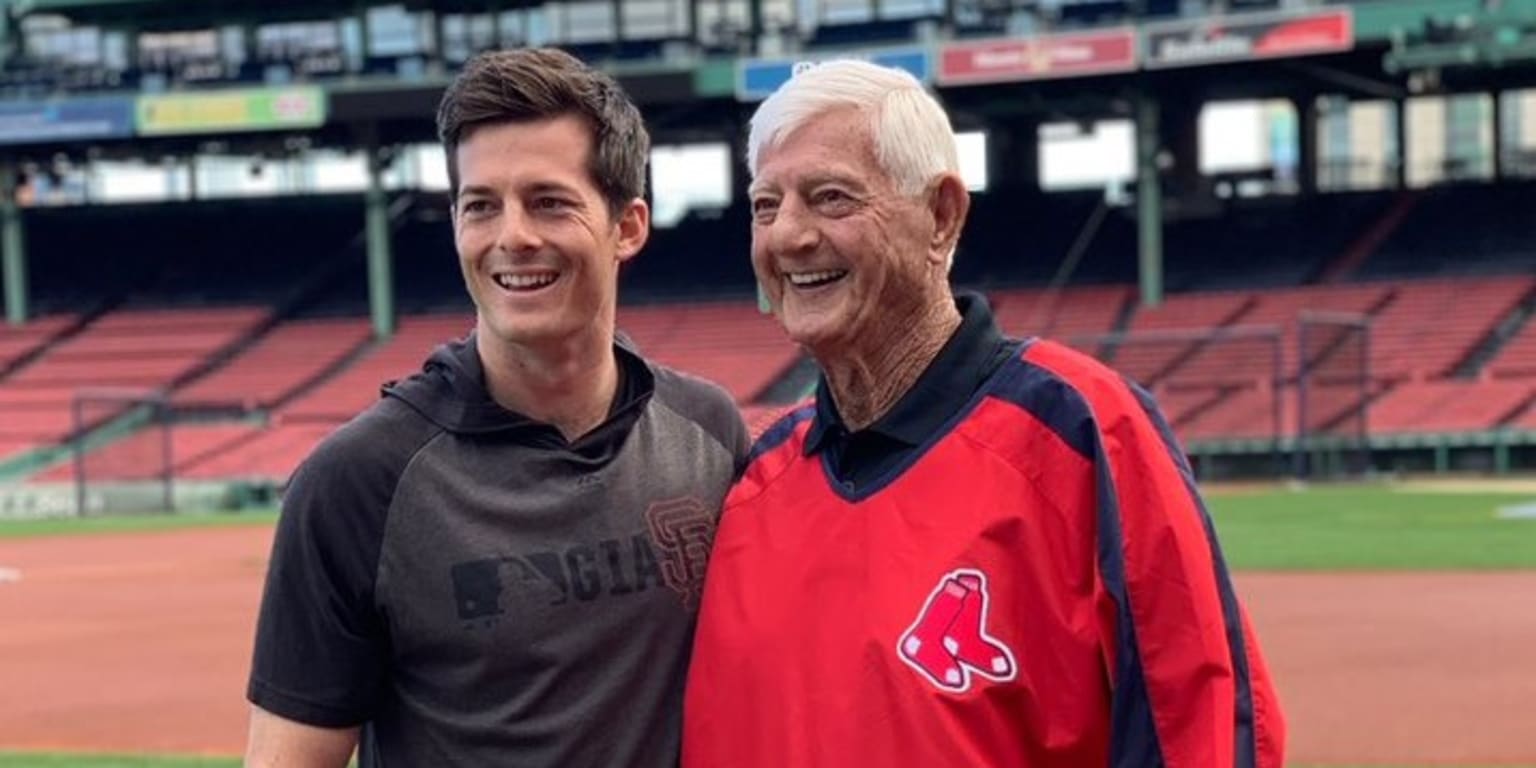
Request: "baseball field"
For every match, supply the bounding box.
[1,480,1533,767]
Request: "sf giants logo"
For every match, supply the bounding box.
[645,497,715,609]
[898,568,1017,693]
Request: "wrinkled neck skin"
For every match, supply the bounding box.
[476,323,618,442]
[815,292,960,432]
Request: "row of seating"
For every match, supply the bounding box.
[995,277,1536,441]
[3,303,802,480]
[4,274,1534,481]
[0,308,266,444]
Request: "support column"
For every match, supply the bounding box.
[1296,95,1320,195]
[366,145,396,339]
[1393,99,1409,189]
[0,4,11,63]
[1136,93,1164,309]
[1491,91,1505,182]
[1162,94,1202,201]
[358,5,372,59]
[2,163,28,326]
[0,0,12,63]
[988,115,1039,194]
[748,0,764,54]
[1493,438,1511,475]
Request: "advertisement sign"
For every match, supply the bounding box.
[738,47,931,101]
[1144,8,1354,69]
[938,29,1137,86]
[0,97,135,146]
[136,86,327,136]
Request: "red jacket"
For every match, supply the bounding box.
[684,340,1285,767]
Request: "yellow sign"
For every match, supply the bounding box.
[137,87,326,136]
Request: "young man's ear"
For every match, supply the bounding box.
[614,197,650,263]
[927,173,969,267]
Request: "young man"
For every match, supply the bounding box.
[245,48,746,767]
[684,61,1285,766]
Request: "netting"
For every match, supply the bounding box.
[71,389,173,515]
[1296,311,1373,478]
[1075,325,1287,475]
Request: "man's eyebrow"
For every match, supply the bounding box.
[748,172,864,198]
[799,172,863,190]
[524,180,582,197]
[458,181,585,201]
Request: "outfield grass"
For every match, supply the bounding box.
[2,485,1533,573]
[1207,485,1536,570]
[0,509,276,539]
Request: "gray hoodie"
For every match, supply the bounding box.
[249,332,747,767]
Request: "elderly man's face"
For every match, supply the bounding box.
[748,108,941,355]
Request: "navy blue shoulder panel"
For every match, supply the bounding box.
[745,403,816,465]
[983,347,1096,460]
[1125,378,1258,768]
[987,350,1166,766]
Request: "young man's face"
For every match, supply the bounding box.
[748,107,940,356]
[452,114,647,350]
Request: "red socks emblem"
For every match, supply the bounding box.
[898,569,1017,693]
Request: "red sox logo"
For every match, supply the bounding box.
[898,568,1017,693]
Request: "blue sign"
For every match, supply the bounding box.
[0,97,135,146]
[737,47,932,102]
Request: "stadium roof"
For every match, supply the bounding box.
[6,0,548,24]
[7,0,336,26]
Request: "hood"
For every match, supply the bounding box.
[382,331,654,438]
[383,333,527,435]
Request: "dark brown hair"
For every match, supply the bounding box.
[436,48,649,215]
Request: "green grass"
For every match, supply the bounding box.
[0,509,276,539]
[0,755,239,767]
[1208,485,1536,570]
[3,485,1534,573]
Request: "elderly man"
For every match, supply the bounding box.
[683,60,1285,767]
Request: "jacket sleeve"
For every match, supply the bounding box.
[1092,379,1286,768]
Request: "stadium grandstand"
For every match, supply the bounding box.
[1,0,1535,515]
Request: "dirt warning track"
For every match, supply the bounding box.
[2,526,1534,764]
[0,526,271,755]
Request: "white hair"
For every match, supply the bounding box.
[747,59,960,198]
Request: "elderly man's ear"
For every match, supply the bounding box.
[927,173,970,267]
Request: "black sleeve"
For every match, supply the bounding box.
[246,405,431,727]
